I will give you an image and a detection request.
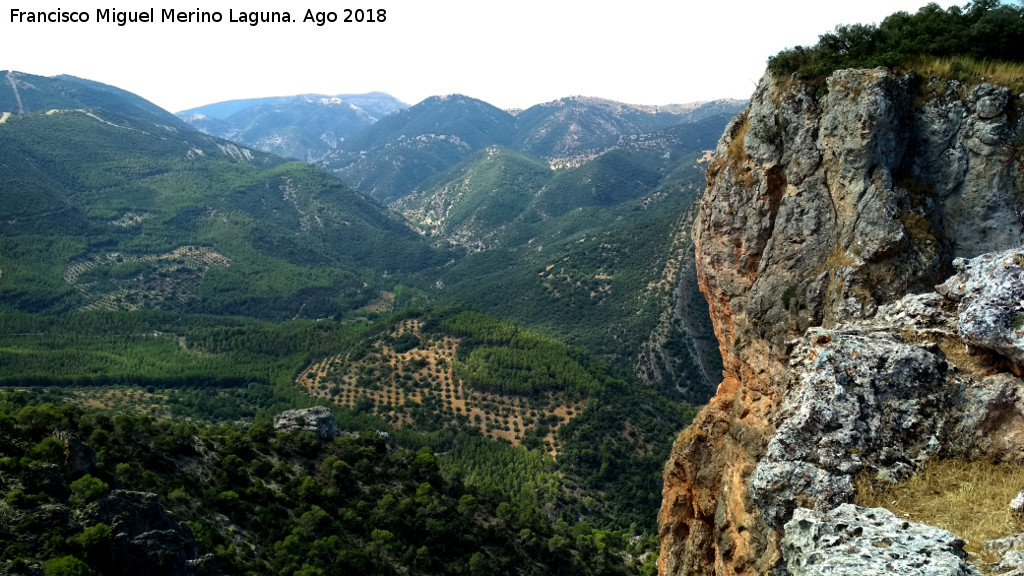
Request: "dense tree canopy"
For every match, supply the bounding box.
[768,1,1024,81]
[0,391,657,575]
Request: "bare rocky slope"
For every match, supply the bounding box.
[658,68,1024,575]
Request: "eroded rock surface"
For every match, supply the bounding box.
[660,67,1024,576]
[937,247,1024,367]
[750,327,955,528]
[782,504,979,576]
[273,406,338,440]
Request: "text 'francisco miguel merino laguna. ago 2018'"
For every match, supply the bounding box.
[7,8,384,26]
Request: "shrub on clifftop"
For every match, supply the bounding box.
[768,0,1024,82]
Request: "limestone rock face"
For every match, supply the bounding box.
[660,68,1024,576]
[749,327,955,528]
[273,406,339,440]
[937,247,1024,367]
[782,504,979,576]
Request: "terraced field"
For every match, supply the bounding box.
[63,246,230,311]
[298,318,584,453]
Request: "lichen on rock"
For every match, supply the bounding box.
[782,504,979,576]
[937,247,1024,368]
[750,326,956,528]
[273,406,339,440]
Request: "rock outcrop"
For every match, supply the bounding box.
[273,406,339,440]
[52,430,97,475]
[782,504,978,576]
[937,247,1024,368]
[83,490,199,576]
[659,68,1024,575]
[749,325,956,529]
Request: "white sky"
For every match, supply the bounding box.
[3,0,957,112]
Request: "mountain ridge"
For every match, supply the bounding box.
[2,70,190,129]
[0,76,446,322]
[176,89,746,204]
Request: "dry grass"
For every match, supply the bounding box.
[905,55,1024,92]
[822,245,858,272]
[856,458,1024,565]
[899,210,937,243]
[726,113,750,165]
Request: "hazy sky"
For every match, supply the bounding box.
[4,0,957,112]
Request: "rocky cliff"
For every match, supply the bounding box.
[659,68,1024,575]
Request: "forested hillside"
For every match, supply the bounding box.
[421,148,720,400]
[0,304,694,574]
[296,308,697,528]
[0,75,446,320]
[171,86,741,397]
[0,390,661,575]
[2,70,713,575]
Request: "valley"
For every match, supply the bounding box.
[4,1,1024,575]
[0,68,726,575]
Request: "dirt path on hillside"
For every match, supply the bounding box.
[6,71,25,114]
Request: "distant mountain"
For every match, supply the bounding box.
[176,92,407,162]
[324,95,745,204]
[426,152,718,401]
[511,96,700,159]
[1,71,189,128]
[386,118,728,400]
[321,94,519,203]
[660,98,750,122]
[394,146,552,249]
[396,104,739,249]
[178,90,746,207]
[0,73,443,320]
[179,91,405,120]
[43,75,741,400]
[370,98,740,401]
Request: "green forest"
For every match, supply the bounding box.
[0,305,696,573]
[768,0,1024,82]
[0,110,444,320]
[0,71,713,575]
[0,390,659,576]
[0,310,365,388]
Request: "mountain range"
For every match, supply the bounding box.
[177,92,407,162]
[0,68,741,409]
[169,83,742,401]
[0,68,739,574]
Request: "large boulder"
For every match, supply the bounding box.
[273,406,338,440]
[782,504,979,576]
[750,327,954,528]
[937,247,1024,368]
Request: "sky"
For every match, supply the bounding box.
[3,0,958,113]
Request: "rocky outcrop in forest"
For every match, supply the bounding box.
[659,68,1024,575]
